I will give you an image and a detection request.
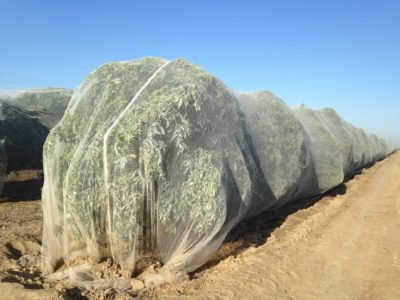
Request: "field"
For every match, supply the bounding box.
[0,151,399,299]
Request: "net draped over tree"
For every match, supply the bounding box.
[40,58,394,284]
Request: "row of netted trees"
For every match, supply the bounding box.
[39,57,394,287]
[0,88,72,195]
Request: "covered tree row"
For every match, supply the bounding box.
[41,58,394,285]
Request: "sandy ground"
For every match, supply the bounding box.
[0,151,399,299]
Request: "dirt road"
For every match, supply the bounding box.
[0,151,399,299]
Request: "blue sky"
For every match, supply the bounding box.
[0,0,399,145]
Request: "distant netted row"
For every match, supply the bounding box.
[0,143,6,194]
[40,58,394,286]
[0,88,72,195]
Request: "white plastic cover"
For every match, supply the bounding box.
[41,57,395,284]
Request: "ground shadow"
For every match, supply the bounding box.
[3,270,43,289]
[5,242,23,259]
[1,178,43,202]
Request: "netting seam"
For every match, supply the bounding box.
[102,60,171,259]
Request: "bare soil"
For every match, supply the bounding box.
[0,152,399,299]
